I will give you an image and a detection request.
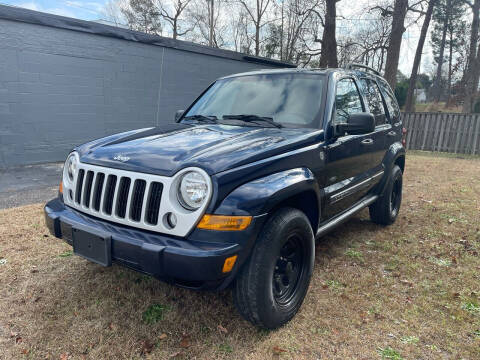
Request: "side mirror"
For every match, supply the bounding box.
[336,113,375,136]
[175,110,185,122]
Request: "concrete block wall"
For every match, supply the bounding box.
[0,8,288,168]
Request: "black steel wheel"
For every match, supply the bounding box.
[272,234,308,306]
[369,164,403,225]
[233,207,315,329]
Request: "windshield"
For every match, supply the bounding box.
[183,73,325,128]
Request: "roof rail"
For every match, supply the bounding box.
[346,63,380,76]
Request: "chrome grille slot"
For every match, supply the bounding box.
[75,169,85,204]
[103,175,117,215]
[83,171,94,208]
[130,179,146,222]
[146,182,163,225]
[115,177,131,218]
[92,173,105,211]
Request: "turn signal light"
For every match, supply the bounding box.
[197,215,252,231]
[222,255,238,273]
[59,181,63,194]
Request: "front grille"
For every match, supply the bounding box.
[70,168,164,225]
[63,162,211,237]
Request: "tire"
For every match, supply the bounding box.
[369,164,403,225]
[233,207,315,329]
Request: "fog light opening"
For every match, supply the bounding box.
[163,212,178,229]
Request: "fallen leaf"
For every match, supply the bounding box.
[60,353,69,360]
[179,335,190,348]
[217,324,228,334]
[159,333,168,340]
[21,348,29,355]
[272,346,287,355]
[140,340,154,355]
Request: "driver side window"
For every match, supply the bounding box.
[334,78,364,125]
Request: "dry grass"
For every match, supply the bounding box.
[1,153,479,360]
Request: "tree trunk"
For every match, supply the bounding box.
[433,0,450,103]
[255,23,260,56]
[463,0,480,112]
[173,17,178,39]
[384,0,408,90]
[319,0,338,67]
[446,28,453,107]
[405,0,436,112]
[280,0,284,61]
[209,0,214,46]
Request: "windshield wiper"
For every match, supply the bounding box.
[222,114,283,128]
[183,115,218,124]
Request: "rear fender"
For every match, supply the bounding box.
[377,142,406,196]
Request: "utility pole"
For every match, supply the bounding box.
[209,0,214,46]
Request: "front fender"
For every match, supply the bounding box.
[214,167,321,217]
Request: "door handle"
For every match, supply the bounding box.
[387,131,397,137]
[361,138,374,145]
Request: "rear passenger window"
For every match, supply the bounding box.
[378,80,400,122]
[360,78,386,126]
[334,78,363,124]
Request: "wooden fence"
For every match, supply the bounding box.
[402,112,480,155]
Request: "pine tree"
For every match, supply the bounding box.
[430,0,465,102]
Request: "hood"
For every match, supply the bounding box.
[76,123,323,176]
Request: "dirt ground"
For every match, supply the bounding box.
[0,152,479,360]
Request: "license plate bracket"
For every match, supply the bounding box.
[72,227,111,267]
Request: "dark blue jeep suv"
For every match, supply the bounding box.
[45,65,406,329]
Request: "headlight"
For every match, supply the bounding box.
[177,171,208,210]
[64,153,78,183]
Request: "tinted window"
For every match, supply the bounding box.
[184,74,324,128]
[334,78,363,124]
[378,80,400,121]
[360,78,387,126]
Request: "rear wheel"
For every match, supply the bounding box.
[233,207,314,329]
[369,164,403,225]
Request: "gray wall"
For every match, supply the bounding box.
[0,16,282,168]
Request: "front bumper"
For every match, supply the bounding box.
[44,198,265,290]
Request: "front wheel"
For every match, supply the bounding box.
[369,164,403,225]
[233,207,314,329]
